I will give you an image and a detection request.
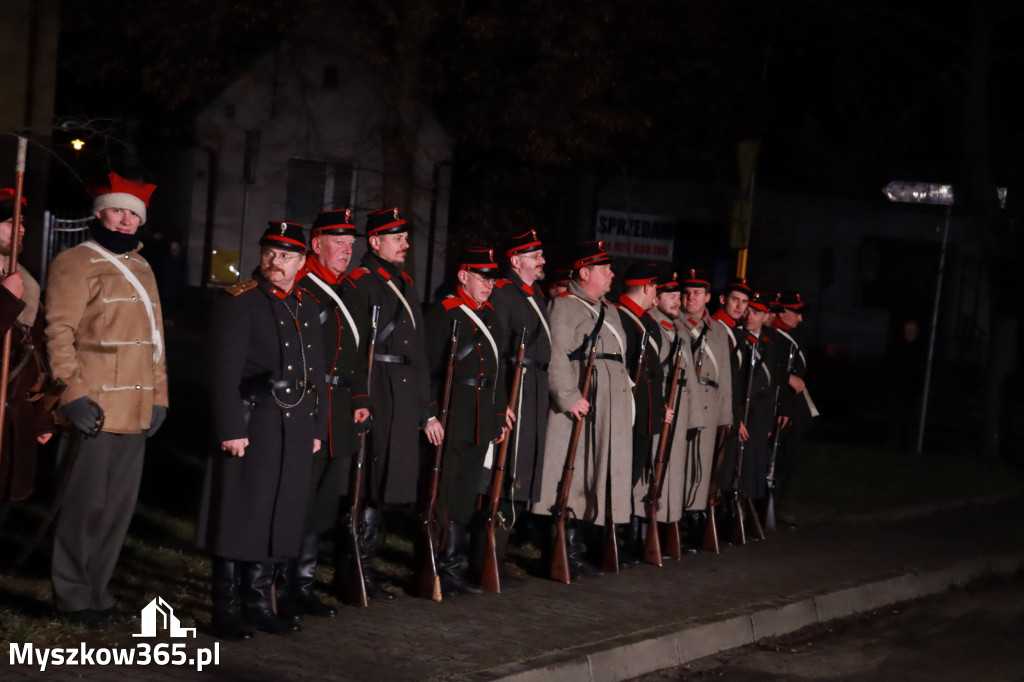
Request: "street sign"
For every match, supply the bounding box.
[883,181,1006,208]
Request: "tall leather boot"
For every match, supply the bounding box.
[277,534,336,618]
[681,510,706,555]
[618,516,642,568]
[211,558,254,640]
[359,507,395,601]
[565,521,604,581]
[438,521,483,597]
[241,562,300,635]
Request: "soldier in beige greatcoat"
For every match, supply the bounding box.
[44,172,168,627]
[537,241,633,579]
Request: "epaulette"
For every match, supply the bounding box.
[494,279,513,288]
[349,267,370,281]
[660,320,674,329]
[557,291,573,298]
[442,297,462,311]
[686,317,698,326]
[226,279,258,296]
[376,267,392,280]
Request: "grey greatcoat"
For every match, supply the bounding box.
[536,281,634,526]
[679,311,733,510]
[488,271,551,504]
[197,274,327,562]
[633,308,693,523]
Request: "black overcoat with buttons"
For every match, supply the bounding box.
[343,251,430,504]
[196,272,327,562]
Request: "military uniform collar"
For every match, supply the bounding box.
[617,293,647,319]
[453,284,492,311]
[711,309,737,328]
[302,255,344,285]
[503,269,536,296]
[774,317,794,332]
[567,280,602,306]
[257,272,302,301]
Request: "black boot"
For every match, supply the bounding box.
[565,522,604,581]
[619,517,642,568]
[211,558,254,640]
[241,562,300,635]
[359,507,395,601]
[681,511,706,555]
[438,521,483,597]
[277,534,336,618]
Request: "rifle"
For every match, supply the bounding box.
[0,136,27,464]
[630,331,649,396]
[478,327,528,593]
[643,337,685,566]
[341,305,379,607]
[701,424,730,554]
[764,340,796,533]
[549,333,599,584]
[414,319,460,600]
[732,339,765,543]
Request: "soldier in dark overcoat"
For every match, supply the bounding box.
[709,277,751,493]
[198,221,327,639]
[488,230,551,518]
[736,293,777,504]
[342,208,442,583]
[423,248,509,596]
[614,262,668,560]
[275,209,373,616]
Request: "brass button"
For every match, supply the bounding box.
[135,385,141,389]
[287,365,293,371]
[285,411,291,418]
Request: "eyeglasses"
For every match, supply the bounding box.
[517,251,545,260]
[261,249,303,264]
[466,271,496,285]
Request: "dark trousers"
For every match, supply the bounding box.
[51,430,146,612]
[438,440,489,525]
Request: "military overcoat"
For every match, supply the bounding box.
[536,281,634,526]
[488,271,551,504]
[197,274,327,561]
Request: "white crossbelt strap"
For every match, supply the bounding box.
[618,306,661,357]
[570,296,627,358]
[526,295,552,345]
[82,242,162,364]
[385,278,416,329]
[307,273,360,348]
[458,304,500,367]
[774,328,820,418]
[689,323,720,380]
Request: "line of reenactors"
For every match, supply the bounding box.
[202,211,818,640]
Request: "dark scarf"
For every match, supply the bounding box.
[88,218,140,254]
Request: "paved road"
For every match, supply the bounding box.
[630,573,1024,682]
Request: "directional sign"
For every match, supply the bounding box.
[883,181,1006,208]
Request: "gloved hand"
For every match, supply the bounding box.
[62,396,104,436]
[147,405,168,438]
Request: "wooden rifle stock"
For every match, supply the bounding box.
[479,328,528,593]
[342,305,379,607]
[643,340,685,566]
[702,425,729,554]
[415,319,460,600]
[0,136,27,464]
[549,340,598,584]
[764,342,796,533]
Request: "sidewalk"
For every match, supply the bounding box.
[7,496,1024,681]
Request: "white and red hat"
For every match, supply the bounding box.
[92,172,157,225]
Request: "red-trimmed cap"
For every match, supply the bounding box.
[623,261,659,287]
[0,187,27,222]
[778,289,806,310]
[0,188,27,206]
[747,291,770,312]
[366,207,407,236]
[682,267,711,290]
[506,229,543,258]
[572,241,611,269]
[458,247,499,277]
[723,276,752,297]
[656,270,681,293]
[260,221,308,253]
[92,172,157,225]
[311,208,356,238]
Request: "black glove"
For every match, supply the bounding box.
[147,405,168,438]
[62,396,104,436]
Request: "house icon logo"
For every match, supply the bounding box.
[133,597,196,638]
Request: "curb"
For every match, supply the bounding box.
[467,551,1024,682]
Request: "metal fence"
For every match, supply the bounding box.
[41,210,92,285]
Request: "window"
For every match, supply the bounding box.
[284,159,356,223]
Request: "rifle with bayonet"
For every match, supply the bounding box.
[764,340,796,533]
[643,337,685,566]
[414,319,460,600]
[478,327,528,593]
[341,305,379,606]
[549,330,599,584]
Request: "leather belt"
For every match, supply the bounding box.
[374,353,408,365]
[596,353,623,363]
[505,355,548,372]
[325,373,350,388]
[461,377,492,389]
[239,374,298,397]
